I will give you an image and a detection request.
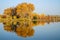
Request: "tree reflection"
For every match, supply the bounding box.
[3,21,34,37]
[3,20,46,37]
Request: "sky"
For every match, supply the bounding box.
[0,0,60,15]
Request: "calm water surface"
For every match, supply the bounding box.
[0,22,60,40]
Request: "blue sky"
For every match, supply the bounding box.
[0,0,60,15]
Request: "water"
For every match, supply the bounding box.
[0,22,60,40]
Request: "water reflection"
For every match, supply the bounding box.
[2,20,47,37]
[3,21,33,37]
